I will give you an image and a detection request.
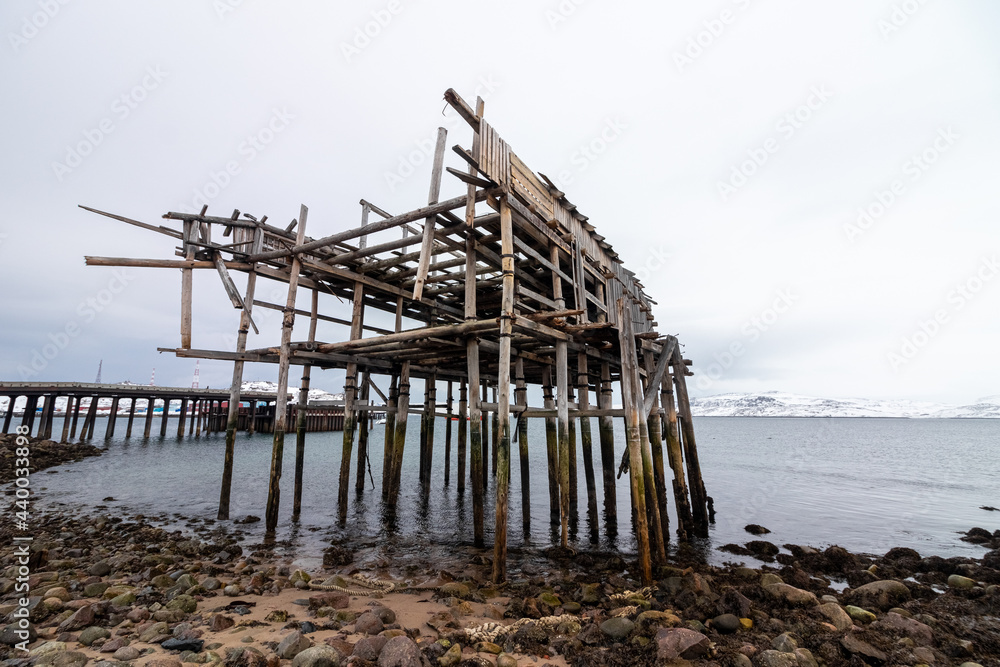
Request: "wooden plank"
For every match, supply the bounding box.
[412,127,448,301]
[641,336,677,420]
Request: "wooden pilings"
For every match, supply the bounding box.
[339,281,365,524]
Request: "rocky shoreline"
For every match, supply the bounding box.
[0,507,997,667]
[0,434,102,485]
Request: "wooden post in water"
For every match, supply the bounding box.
[457,379,468,494]
[39,395,55,439]
[159,399,170,436]
[577,352,599,541]
[491,384,499,476]
[381,373,398,500]
[444,380,453,486]
[420,374,436,488]
[567,383,578,523]
[294,289,319,518]
[62,396,75,443]
[265,204,308,534]
[542,367,559,525]
[643,349,671,545]
[248,399,257,434]
[492,195,515,583]
[616,298,653,584]
[176,398,188,437]
[481,381,489,486]
[514,356,530,532]
[660,375,692,540]
[83,396,99,440]
[143,397,154,438]
[125,398,136,438]
[22,396,38,435]
[338,281,365,524]
[671,349,709,534]
[188,400,196,435]
[388,362,411,500]
[355,372,370,493]
[106,396,120,439]
[2,396,14,435]
[194,400,202,437]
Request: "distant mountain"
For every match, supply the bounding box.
[689,392,1000,418]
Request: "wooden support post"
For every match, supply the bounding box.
[542,367,559,525]
[492,195,515,583]
[481,381,489,486]
[660,376,692,540]
[672,352,709,535]
[181,220,194,349]
[381,373,398,500]
[411,127,448,301]
[38,395,54,439]
[61,396,75,443]
[248,399,257,434]
[143,397,154,438]
[420,374,436,488]
[188,399,196,435]
[176,398,188,437]
[83,396,98,440]
[466,95,485,547]
[265,204,309,534]
[491,384,499,477]
[21,396,38,435]
[514,357,530,533]
[598,362,617,532]
[160,399,170,437]
[616,299,653,584]
[644,350,671,545]
[295,289,319,518]
[444,380,454,486]
[457,379,468,494]
[338,280,365,524]
[355,372,370,493]
[567,384,578,522]
[105,396,119,439]
[388,362,411,500]
[124,398,136,438]
[2,396,14,435]
[577,352,599,541]
[194,400,202,437]
[556,341,571,548]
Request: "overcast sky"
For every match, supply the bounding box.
[1,1,997,404]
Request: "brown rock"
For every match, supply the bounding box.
[308,593,349,610]
[845,580,911,611]
[58,605,95,632]
[840,633,887,665]
[874,612,933,645]
[655,627,711,661]
[211,614,235,632]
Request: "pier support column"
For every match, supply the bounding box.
[176,398,188,437]
[672,351,709,535]
[514,357,530,534]
[388,363,411,502]
[338,281,365,525]
[381,373,398,500]
[542,367,559,525]
[2,396,15,434]
[40,395,56,440]
[143,397,154,438]
[643,350,671,545]
[160,399,171,436]
[660,375,692,540]
[294,289,319,519]
[61,396,75,443]
[578,353,599,542]
[125,398,137,438]
[83,396,99,440]
[21,396,38,435]
[598,362,617,537]
[265,204,308,534]
[444,381,453,486]
[457,379,467,494]
[355,372,370,493]
[492,195,515,583]
[106,396,120,439]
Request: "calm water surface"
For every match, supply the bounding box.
[29,416,999,573]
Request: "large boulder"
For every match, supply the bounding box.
[291,645,343,667]
[377,636,421,667]
[844,579,910,611]
[764,583,818,607]
[655,627,711,661]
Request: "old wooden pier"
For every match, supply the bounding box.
[81,88,711,584]
[0,382,347,440]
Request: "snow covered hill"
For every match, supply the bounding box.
[689,392,1000,418]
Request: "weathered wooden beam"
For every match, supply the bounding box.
[412,127,448,301]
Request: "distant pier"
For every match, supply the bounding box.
[0,382,356,440]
